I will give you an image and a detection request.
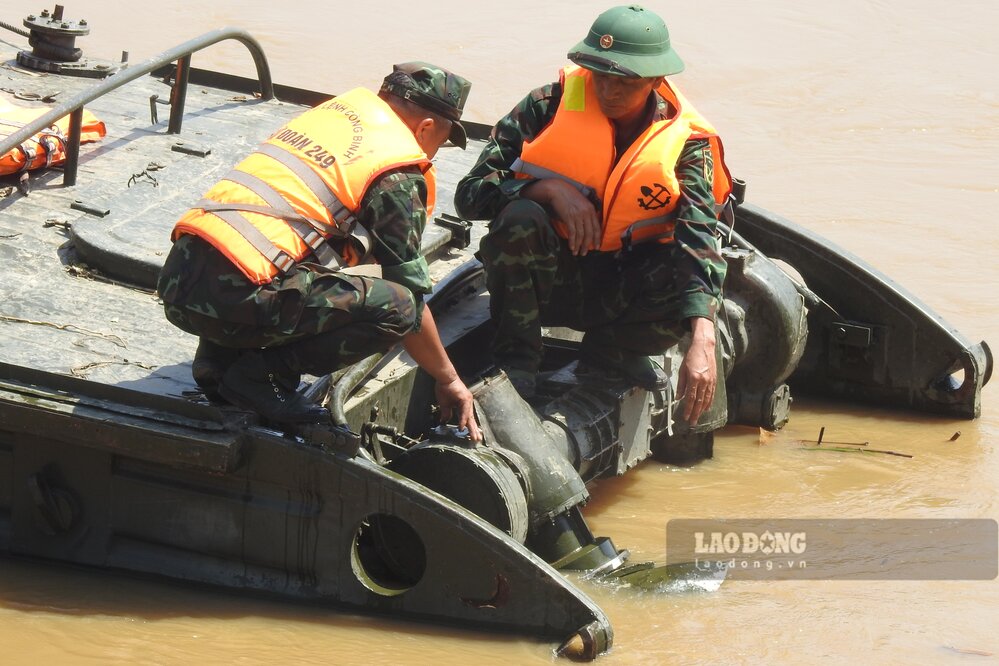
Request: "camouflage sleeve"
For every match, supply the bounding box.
[454,82,560,221]
[673,138,727,322]
[358,166,433,328]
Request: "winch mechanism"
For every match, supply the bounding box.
[14,5,124,78]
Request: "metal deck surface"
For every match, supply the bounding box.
[0,43,487,400]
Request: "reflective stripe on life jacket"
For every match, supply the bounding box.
[173,88,436,285]
[0,102,106,176]
[512,65,732,252]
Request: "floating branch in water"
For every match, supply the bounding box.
[802,445,913,459]
[802,426,869,447]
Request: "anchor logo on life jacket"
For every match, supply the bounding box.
[638,183,671,210]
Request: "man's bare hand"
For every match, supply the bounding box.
[676,317,717,425]
[525,179,601,255]
[435,376,482,442]
[401,307,481,442]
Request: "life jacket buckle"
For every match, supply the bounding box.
[273,253,295,274]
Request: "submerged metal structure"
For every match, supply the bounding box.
[0,10,990,659]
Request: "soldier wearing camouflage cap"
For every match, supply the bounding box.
[455,5,732,426]
[158,62,481,443]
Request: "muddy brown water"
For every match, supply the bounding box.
[1,1,997,664]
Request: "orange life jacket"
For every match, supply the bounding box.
[0,102,106,175]
[173,88,436,284]
[512,65,732,252]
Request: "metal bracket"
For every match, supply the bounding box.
[171,141,211,158]
[827,320,886,384]
[149,94,170,124]
[28,469,79,535]
[831,321,872,348]
[434,213,472,249]
[70,199,109,217]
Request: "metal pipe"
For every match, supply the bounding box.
[0,27,275,186]
[168,54,191,134]
[330,353,383,427]
[62,107,82,186]
[473,373,589,526]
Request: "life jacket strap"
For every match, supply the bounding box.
[208,208,298,274]
[0,119,66,173]
[256,142,373,261]
[209,168,345,269]
[197,198,347,272]
[620,214,675,251]
[510,157,597,201]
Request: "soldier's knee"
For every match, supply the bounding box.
[481,200,561,264]
[491,199,551,235]
[373,282,417,338]
[162,304,198,336]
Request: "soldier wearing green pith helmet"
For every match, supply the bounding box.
[455,5,732,426]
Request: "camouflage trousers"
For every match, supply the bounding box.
[157,235,416,376]
[478,199,687,375]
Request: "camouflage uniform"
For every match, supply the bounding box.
[157,167,433,376]
[454,81,727,376]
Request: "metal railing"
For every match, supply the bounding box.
[0,26,274,186]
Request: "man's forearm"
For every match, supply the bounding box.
[401,307,459,384]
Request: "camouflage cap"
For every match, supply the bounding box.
[380,62,472,149]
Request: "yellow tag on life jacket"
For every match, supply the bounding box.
[563,75,586,112]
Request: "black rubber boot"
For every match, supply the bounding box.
[577,343,668,392]
[192,338,240,402]
[218,350,330,425]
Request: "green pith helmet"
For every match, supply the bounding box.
[568,4,684,78]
